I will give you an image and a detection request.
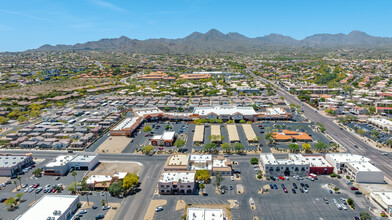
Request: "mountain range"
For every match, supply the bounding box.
[35,29,392,53]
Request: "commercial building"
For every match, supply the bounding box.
[0,153,33,177]
[212,156,232,176]
[44,154,99,176]
[193,106,258,121]
[272,130,312,142]
[325,153,384,183]
[15,195,79,220]
[158,171,196,195]
[110,117,143,136]
[237,87,260,94]
[151,131,176,146]
[193,125,205,144]
[179,73,211,80]
[368,118,392,131]
[260,153,309,177]
[258,108,292,121]
[163,154,190,171]
[345,161,384,183]
[303,155,334,175]
[370,191,392,216]
[189,154,212,172]
[137,72,176,81]
[86,172,127,189]
[187,208,226,220]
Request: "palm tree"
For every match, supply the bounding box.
[13,180,18,191]
[102,181,108,206]
[17,176,22,187]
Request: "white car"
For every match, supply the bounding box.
[155,206,163,212]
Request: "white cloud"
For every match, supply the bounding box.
[90,0,127,12]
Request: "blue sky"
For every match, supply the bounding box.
[1,0,392,52]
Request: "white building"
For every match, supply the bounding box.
[346,161,384,183]
[0,153,33,177]
[325,153,370,173]
[368,118,392,131]
[370,191,392,215]
[193,106,257,121]
[158,171,196,195]
[15,195,79,220]
[69,155,99,170]
[325,153,384,183]
[260,153,309,177]
[189,154,212,172]
[44,154,99,176]
[151,131,176,146]
[187,208,226,220]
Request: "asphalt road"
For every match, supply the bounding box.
[251,71,392,180]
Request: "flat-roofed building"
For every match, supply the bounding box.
[301,155,334,175]
[164,154,190,171]
[44,155,75,176]
[212,155,232,176]
[258,108,292,121]
[158,171,196,195]
[227,125,240,143]
[189,154,212,172]
[260,153,309,177]
[69,154,99,170]
[370,191,392,215]
[110,117,143,136]
[325,153,370,173]
[179,73,211,80]
[346,161,384,183]
[193,125,205,144]
[242,124,257,142]
[187,208,226,220]
[193,105,257,121]
[0,153,33,177]
[151,131,176,146]
[15,195,79,220]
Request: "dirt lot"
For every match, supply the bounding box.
[144,200,167,220]
[104,202,121,220]
[95,136,133,154]
[88,162,143,176]
[0,177,9,185]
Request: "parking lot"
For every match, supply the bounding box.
[0,158,123,220]
[150,156,372,220]
[346,122,392,145]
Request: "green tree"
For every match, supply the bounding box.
[72,171,77,188]
[108,180,125,197]
[368,106,376,115]
[221,143,231,153]
[143,125,152,132]
[195,170,211,182]
[15,193,24,202]
[204,143,217,152]
[0,116,9,125]
[32,168,42,177]
[17,115,28,123]
[194,119,202,125]
[234,142,244,153]
[314,141,328,152]
[239,119,246,123]
[214,172,224,188]
[4,197,17,208]
[250,158,259,165]
[142,145,154,154]
[288,143,299,152]
[360,212,371,220]
[122,173,139,191]
[174,139,186,152]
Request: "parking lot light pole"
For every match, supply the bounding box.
[86,192,90,205]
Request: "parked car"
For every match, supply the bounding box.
[303,187,308,193]
[292,189,296,194]
[95,214,105,219]
[22,184,28,188]
[229,185,233,190]
[355,191,362,195]
[293,183,297,189]
[270,184,274,189]
[155,206,163,212]
[0,198,7,203]
[278,176,285,180]
[300,183,305,187]
[80,210,87,214]
[329,190,333,194]
[299,188,304,193]
[92,206,98,209]
[305,184,309,188]
[54,176,60,180]
[273,184,278,189]
[340,198,347,205]
[324,198,329,204]
[283,187,288,193]
[102,206,111,210]
[350,187,358,190]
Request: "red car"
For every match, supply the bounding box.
[283,187,288,193]
[33,184,39,188]
[51,188,56,193]
[350,187,358,190]
[278,176,285,180]
[258,125,263,127]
